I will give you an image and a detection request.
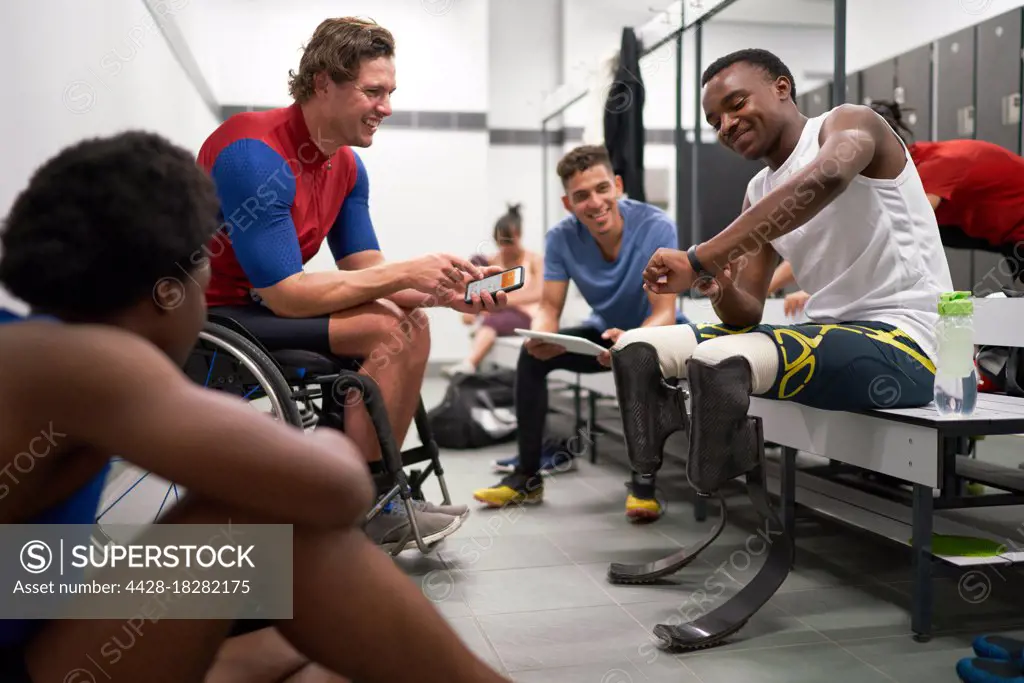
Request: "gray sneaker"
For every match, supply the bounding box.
[412,499,470,520]
[365,500,462,553]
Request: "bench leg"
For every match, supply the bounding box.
[911,482,934,643]
[587,390,598,464]
[782,447,797,567]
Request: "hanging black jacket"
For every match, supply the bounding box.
[603,27,646,202]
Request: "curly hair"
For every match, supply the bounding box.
[288,17,396,103]
[0,131,221,317]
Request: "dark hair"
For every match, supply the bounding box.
[494,203,523,243]
[556,145,614,185]
[288,17,396,103]
[0,131,221,317]
[701,48,798,102]
[868,100,914,144]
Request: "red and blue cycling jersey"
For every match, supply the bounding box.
[197,103,380,307]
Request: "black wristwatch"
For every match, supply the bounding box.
[686,244,709,275]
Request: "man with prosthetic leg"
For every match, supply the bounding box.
[602,49,953,652]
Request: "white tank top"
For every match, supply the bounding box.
[745,107,954,363]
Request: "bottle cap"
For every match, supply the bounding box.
[938,291,973,316]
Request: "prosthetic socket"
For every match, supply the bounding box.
[610,342,690,477]
[685,356,763,495]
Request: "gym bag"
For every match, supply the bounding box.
[427,369,518,449]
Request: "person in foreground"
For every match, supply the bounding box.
[770,99,1024,317]
[473,144,683,521]
[445,204,544,377]
[198,16,507,551]
[0,131,510,683]
[607,49,952,517]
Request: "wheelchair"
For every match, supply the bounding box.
[96,312,454,557]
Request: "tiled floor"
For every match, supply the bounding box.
[396,379,1024,683]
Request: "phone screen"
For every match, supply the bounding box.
[465,267,522,302]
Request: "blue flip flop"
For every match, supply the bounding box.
[957,657,1024,683]
[975,636,1024,664]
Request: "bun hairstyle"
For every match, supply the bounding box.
[494,203,523,243]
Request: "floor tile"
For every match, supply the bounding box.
[511,658,700,683]
[770,584,913,642]
[476,605,655,672]
[682,641,894,683]
[459,564,616,616]
[544,527,685,565]
[440,533,572,572]
[446,616,506,674]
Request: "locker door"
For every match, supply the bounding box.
[806,83,831,117]
[860,59,897,105]
[945,247,974,293]
[976,8,1022,153]
[697,143,764,243]
[936,27,976,141]
[798,93,809,116]
[846,72,862,105]
[895,44,933,143]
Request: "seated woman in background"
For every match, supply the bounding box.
[770,100,1024,316]
[445,204,543,377]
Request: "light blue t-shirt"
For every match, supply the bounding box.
[545,199,681,331]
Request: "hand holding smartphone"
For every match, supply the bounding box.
[464,266,525,304]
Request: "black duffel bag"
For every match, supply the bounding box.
[427,369,518,449]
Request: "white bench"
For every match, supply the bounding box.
[483,296,1024,643]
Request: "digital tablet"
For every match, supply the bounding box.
[514,329,608,357]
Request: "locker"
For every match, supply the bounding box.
[936,27,976,141]
[805,83,832,117]
[846,72,862,105]
[973,250,1017,295]
[860,59,897,106]
[697,143,764,243]
[894,44,933,143]
[976,8,1022,153]
[798,93,809,116]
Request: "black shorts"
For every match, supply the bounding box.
[0,620,275,682]
[210,304,333,357]
[689,320,936,411]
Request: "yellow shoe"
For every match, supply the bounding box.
[473,476,543,508]
[625,494,663,522]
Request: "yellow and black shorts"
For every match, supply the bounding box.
[688,321,936,412]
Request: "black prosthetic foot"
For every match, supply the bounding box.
[607,342,713,584]
[617,356,794,651]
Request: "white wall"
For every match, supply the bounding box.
[847,0,1024,73]
[0,0,219,314]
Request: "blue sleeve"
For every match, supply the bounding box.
[544,228,569,281]
[328,152,381,261]
[210,139,301,288]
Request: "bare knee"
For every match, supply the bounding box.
[328,301,430,365]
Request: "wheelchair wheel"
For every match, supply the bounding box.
[188,322,303,427]
[97,322,303,535]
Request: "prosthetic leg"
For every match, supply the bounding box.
[606,342,724,583]
[609,349,795,651]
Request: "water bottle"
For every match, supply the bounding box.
[933,291,978,417]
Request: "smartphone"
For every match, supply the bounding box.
[464,266,525,303]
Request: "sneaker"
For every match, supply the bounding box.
[473,472,543,508]
[412,498,470,520]
[492,444,578,476]
[625,493,663,523]
[442,360,476,378]
[365,499,462,553]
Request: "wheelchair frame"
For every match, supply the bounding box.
[179,314,455,556]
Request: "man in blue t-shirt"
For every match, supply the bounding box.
[473,145,685,520]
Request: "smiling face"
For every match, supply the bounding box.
[318,56,395,148]
[702,61,794,162]
[561,164,623,237]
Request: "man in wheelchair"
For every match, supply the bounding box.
[197,17,508,550]
[0,132,511,682]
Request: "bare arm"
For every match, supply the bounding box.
[704,196,780,327]
[257,263,417,318]
[768,260,796,294]
[694,104,887,274]
[531,280,569,333]
[47,328,375,528]
[642,288,678,327]
[505,251,544,308]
